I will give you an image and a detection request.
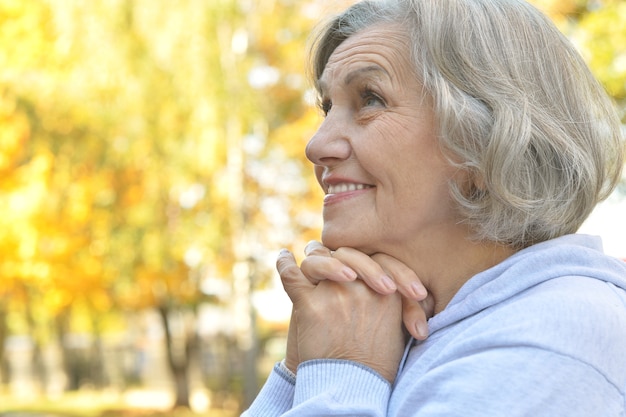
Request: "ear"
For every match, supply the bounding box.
[455,168,486,198]
[472,171,486,192]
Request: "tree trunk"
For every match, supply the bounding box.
[171,363,190,408]
[157,304,194,409]
[0,304,9,386]
[55,309,79,391]
[24,292,46,393]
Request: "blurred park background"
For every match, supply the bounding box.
[0,0,624,415]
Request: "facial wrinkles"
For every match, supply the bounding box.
[320,28,414,98]
[332,30,433,195]
[321,28,441,239]
[319,27,428,172]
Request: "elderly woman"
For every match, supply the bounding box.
[243,0,626,415]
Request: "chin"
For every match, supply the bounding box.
[321,229,377,255]
[320,229,341,251]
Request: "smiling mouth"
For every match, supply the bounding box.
[327,183,374,194]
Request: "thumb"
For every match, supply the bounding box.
[276,249,314,304]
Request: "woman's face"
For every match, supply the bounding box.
[306,24,466,255]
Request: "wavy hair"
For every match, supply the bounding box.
[309,0,624,248]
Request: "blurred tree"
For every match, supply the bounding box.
[532,0,626,197]
[575,1,626,111]
[0,0,62,391]
[532,0,626,117]
[1,0,325,409]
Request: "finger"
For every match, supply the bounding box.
[304,240,332,257]
[371,253,428,301]
[276,249,315,303]
[284,308,299,373]
[332,247,398,294]
[301,255,358,284]
[302,241,357,283]
[402,294,434,340]
[421,292,435,319]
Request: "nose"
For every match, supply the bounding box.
[305,113,352,167]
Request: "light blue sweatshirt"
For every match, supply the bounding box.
[243,234,626,416]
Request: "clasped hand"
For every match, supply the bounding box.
[277,241,434,383]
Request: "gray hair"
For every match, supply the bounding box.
[308,0,624,249]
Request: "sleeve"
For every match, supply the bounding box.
[241,361,296,417]
[243,359,392,417]
[289,359,392,416]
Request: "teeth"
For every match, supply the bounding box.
[327,183,372,194]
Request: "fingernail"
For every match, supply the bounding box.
[342,267,357,281]
[415,321,429,339]
[381,275,397,291]
[279,248,290,256]
[303,240,319,255]
[411,282,427,299]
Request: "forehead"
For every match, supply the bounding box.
[319,24,414,89]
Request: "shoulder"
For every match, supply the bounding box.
[471,276,626,382]
[486,275,626,342]
[402,276,626,416]
[503,275,626,334]
[472,235,626,350]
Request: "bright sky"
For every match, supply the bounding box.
[579,191,626,260]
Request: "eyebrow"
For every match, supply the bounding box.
[317,65,390,93]
[344,65,389,85]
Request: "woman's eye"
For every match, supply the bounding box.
[362,90,385,107]
[365,96,381,106]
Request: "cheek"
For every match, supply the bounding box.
[384,143,456,210]
[366,113,454,206]
[371,120,440,179]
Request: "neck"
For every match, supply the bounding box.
[393,232,516,315]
